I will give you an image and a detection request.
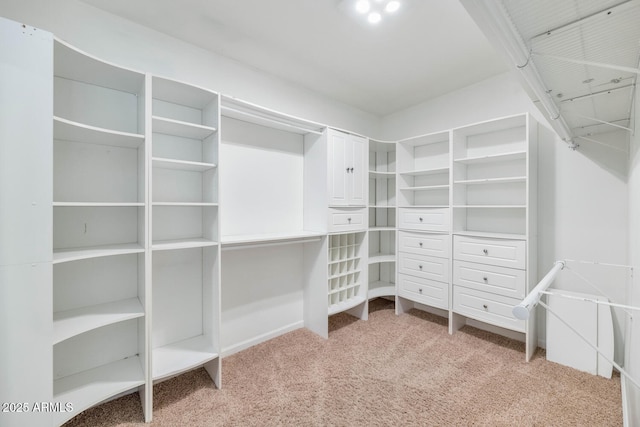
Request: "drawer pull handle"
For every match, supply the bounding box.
[483,304,488,310]
[483,249,488,255]
[418,288,423,293]
[419,217,423,222]
[348,218,352,223]
[419,242,423,247]
[418,265,423,270]
[483,277,488,282]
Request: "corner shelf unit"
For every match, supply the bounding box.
[149,76,221,387]
[52,38,149,425]
[368,140,396,299]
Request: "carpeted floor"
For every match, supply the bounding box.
[65,298,622,426]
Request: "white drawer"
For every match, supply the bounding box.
[453,260,526,299]
[453,235,525,269]
[398,231,449,258]
[453,286,525,332]
[328,208,367,232]
[398,274,449,310]
[398,252,449,283]
[399,208,449,232]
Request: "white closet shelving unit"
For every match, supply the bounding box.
[396,131,452,319]
[149,76,221,387]
[450,113,537,361]
[328,232,367,315]
[52,39,149,425]
[219,96,329,354]
[368,140,396,299]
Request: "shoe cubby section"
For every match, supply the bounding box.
[328,232,367,315]
[149,76,221,386]
[52,39,148,425]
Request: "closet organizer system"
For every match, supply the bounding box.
[2,21,537,426]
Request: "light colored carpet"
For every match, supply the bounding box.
[65,299,622,426]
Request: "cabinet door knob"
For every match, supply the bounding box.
[483,249,488,255]
[483,304,488,310]
[346,167,350,173]
[419,242,423,247]
[350,167,354,173]
[418,288,423,293]
[419,217,423,222]
[347,217,352,223]
[483,277,488,282]
[418,265,423,269]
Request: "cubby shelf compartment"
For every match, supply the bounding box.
[54,116,145,148]
[53,356,144,426]
[53,244,145,264]
[152,157,217,172]
[53,297,144,345]
[153,335,218,381]
[152,116,217,140]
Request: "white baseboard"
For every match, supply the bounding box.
[221,321,305,358]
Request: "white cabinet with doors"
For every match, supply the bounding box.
[327,128,367,207]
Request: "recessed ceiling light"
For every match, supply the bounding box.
[355,0,370,14]
[385,1,400,13]
[368,12,382,24]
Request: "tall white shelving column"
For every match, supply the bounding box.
[0,17,54,427]
[51,39,149,424]
[149,76,221,397]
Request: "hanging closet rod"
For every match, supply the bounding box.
[220,105,324,135]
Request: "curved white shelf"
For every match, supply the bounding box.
[368,282,396,299]
[328,295,366,316]
[368,254,396,264]
[454,150,526,164]
[53,243,145,264]
[152,157,217,172]
[153,335,218,381]
[369,170,396,176]
[53,356,144,426]
[399,205,449,209]
[54,116,144,148]
[221,231,325,248]
[152,238,218,251]
[53,298,144,345]
[369,226,396,231]
[369,205,396,208]
[152,115,217,140]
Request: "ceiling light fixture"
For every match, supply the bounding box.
[341,0,403,25]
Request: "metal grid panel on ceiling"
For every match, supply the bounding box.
[501,0,639,140]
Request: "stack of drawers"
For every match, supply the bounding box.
[397,231,449,310]
[452,235,526,332]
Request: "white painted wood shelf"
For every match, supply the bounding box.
[400,185,449,190]
[53,202,144,207]
[453,176,526,185]
[152,115,217,140]
[152,202,219,207]
[453,150,526,164]
[328,295,366,316]
[152,157,217,172]
[53,116,144,148]
[53,356,145,426]
[152,335,218,381]
[53,243,145,264]
[53,297,144,345]
[399,167,449,176]
[368,282,396,299]
[368,254,396,264]
[152,238,218,251]
[221,231,324,248]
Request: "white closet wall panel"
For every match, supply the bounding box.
[220,117,304,237]
[221,245,305,354]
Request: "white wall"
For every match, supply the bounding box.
[381,71,630,359]
[625,79,640,424]
[0,0,379,137]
